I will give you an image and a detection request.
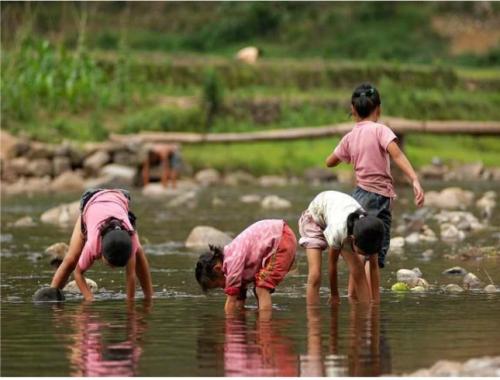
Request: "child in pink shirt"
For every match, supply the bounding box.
[50,188,153,301]
[195,219,297,313]
[326,83,424,302]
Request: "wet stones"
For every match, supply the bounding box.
[64,279,98,294]
[442,266,467,276]
[83,150,111,174]
[261,195,291,210]
[50,171,85,192]
[185,226,232,251]
[45,242,69,267]
[440,223,465,242]
[476,191,496,219]
[258,175,287,187]
[167,190,198,208]
[33,287,65,302]
[40,201,80,227]
[12,216,36,227]
[396,269,420,287]
[444,284,465,293]
[463,272,482,290]
[484,284,498,293]
[408,355,500,376]
[195,168,221,187]
[240,194,262,204]
[389,237,405,255]
[223,171,256,186]
[426,187,474,210]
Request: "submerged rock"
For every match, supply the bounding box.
[410,286,426,293]
[240,194,262,204]
[261,195,291,210]
[12,216,36,227]
[40,201,80,227]
[484,284,497,293]
[444,284,464,293]
[185,226,232,251]
[463,272,482,289]
[422,249,434,260]
[258,175,287,187]
[389,237,405,255]
[33,287,65,302]
[442,266,467,276]
[223,171,256,186]
[416,278,430,290]
[64,278,98,294]
[167,191,197,208]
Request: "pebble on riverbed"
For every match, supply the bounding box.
[484,284,498,293]
[463,272,482,289]
[63,279,98,294]
[443,284,464,293]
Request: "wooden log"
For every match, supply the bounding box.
[109,117,500,144]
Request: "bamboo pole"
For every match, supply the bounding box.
[110,117,500,144]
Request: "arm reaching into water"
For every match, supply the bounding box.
[328,247,340,304]
[51,216,85,289]
[74,265,93,301]
[387,141,425,207]
[225,295,244,314]
[126,252,137,300]
[135,246,153,299]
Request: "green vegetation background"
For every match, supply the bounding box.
[1,2,499,175]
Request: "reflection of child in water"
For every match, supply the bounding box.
[55,301,150,377]
[195,219,297,313]
[141,143,182,188]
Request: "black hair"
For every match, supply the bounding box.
[100,218,133,267]
[347,211,384,255]
[195,245,224,292]
[351,83,381,119]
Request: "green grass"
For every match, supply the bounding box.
[182,134,500,176]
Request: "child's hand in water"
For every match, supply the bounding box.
[412,179,425,207]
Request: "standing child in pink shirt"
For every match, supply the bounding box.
[195,219,297,313]
[50,188,153,301]
[325,83,425,301]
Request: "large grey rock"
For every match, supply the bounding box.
[52,156,72,176]
[28,158,52,177]
[64,278,98,294]
[396,269,419,287]
[484,284,498,293]
[258,175,287,187]
[50,171,85,192]
[33,287,65,302]
[261,195,291,210]
[195,168,221,187]
[463,272,482,289]
[426,187,474,210]
[40,201,80,227]
[83,150,110,173]
[223,171,256,186]
[185,226,232,250]
[443,266,467,276]
[100,164,136,184]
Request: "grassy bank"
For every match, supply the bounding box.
[182,134,500,176]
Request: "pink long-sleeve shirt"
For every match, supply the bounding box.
[78,190,141,272]
[333,120,397,198]
[223,219,285,296]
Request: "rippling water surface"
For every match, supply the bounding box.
[2,182,500,376]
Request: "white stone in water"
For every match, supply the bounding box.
[463,272,482,289]
[484,284,497,293]
[167,191,197,208]
[258,175,288,187]
[389,237,405,255]
[261,195,291,210]
[45,242,69,261]
[185,226,232,251]
[410,286,426,293]
[420,225,438,243]
[240,194,262,203]
[444,284,464,293]
[12,216,36,227]
[63,278,98,293]
[416,278,430,289]
[405,232,420,245]
[412,267,423,278]
[422,249,434,259]
[396,269,419,287]
[40,201,80,227]
[440,223,465,242]
[195,168,221,187]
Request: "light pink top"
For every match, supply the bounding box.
[333,120,397,198]
[223,219,285,296]
[78,190,141,272]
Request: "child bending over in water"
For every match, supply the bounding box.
[299,191,384,305]
[50,188,153,301]
[326,83,424,300]
[195,219,297,313]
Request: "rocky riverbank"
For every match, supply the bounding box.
[406,355,500,376]
[2,131,500,195]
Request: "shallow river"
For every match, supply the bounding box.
[1,181,499,376]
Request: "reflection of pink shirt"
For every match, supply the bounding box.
[78,190,141,272]
[333,121,397,198]
[223,220,284,296]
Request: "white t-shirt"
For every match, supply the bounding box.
[307,191,364,249]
